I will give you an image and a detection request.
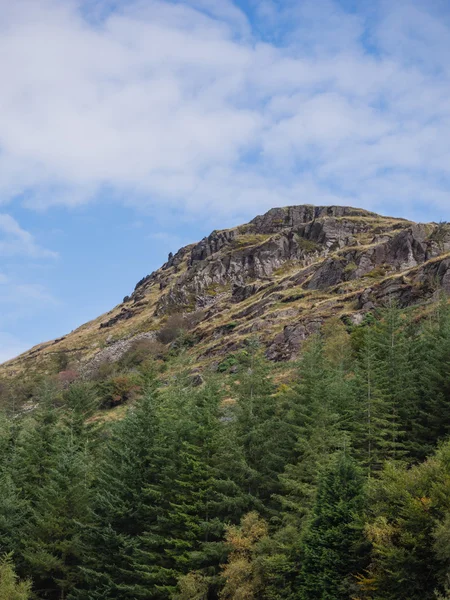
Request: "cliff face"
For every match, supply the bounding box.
[2,205,450,376]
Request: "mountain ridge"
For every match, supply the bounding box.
[2,204,450,379]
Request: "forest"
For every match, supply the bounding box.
[2,301,450,599]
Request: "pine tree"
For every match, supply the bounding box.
[10,392,64,507]
[71,391,163,599]
[0,474,26,556]
[0,412,25,556]
[232,341,301,516]
[21,434,92,600]
[61,382,99,439]
[278,335,345,523]
[0,554,31,600]
[132,377,251,598]
[352,305,416,474]
[298,453,368,600]
[352,324,393,475]
[410,299,450,459]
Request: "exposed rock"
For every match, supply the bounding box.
[3,205,450,376]
[190,372,204,387]
[100,307,135,328]
[266,319,323,361]
[81,332,157,377]
[231,282,261,303]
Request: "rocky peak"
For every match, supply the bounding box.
[248,204,379,233]
[2,205,450,376]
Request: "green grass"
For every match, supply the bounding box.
[295,235,320,253]
[231,233,270,249]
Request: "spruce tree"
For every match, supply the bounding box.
[233,341,300,516]
[278,335,344,523]
[0,554,31,600]
[298,453,368,600]
[72,391,162,599]
[21,433,92,600]
[132,377,251,598]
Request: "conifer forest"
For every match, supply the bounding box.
[2,302,450,599]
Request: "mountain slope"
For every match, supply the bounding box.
[2,204,450,378]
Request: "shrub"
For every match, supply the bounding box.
[52,351,69,373]
[90,360,117,382]
[217,354,239,373]
[222,322,238,332]
[0,554,31,599]
[56,370,79,388]
[119,338,166,369]
[157,311,204,345]
[157,314,187,344]
[97,374,142,409]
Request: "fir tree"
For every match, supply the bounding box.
[0,554,31,600]
[72,391,163,599]
[21,434,92,600]
[298,453,368,600]
[278,335,344,523]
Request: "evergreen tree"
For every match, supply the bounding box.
[71,391,162,599]
[298,453,368,600]
[411,299,450,459]
[0,554,31,600]
[21,434,92,600]
[133,377,251,598]
[10,391,63,507]
[352,306,416,473]
[278,335,345,523]
[233,340,294,510]
[219,512,269,600]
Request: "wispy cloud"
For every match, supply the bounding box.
[0,212,58,360]
[0,214,57,258]
[0,0,448,223]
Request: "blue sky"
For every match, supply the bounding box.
[0,0,450,361]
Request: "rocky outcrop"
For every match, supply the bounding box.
[114,210,450,360]
[266,319,324,361]
[81,332,157,377]
[248,205,379,234]
[3,205,450,377]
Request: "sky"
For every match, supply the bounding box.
[0,0,450,361]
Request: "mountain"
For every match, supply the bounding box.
[2,204,450,379]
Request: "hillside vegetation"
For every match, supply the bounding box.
[2,302,450,598]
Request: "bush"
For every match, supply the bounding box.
[119,338,166,369]
[222,322,238,332]
[217,354,239,373]
[56,370,79,388]
[157,312,204,345]
[97,374,142,409]
[52,351,69,373]
[365,265,388,278]
[344,262,357,274]
[157,314,187,344]
[90,360,117,382]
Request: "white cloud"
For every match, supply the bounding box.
[0,0,448,221]
[0,214,57,258]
